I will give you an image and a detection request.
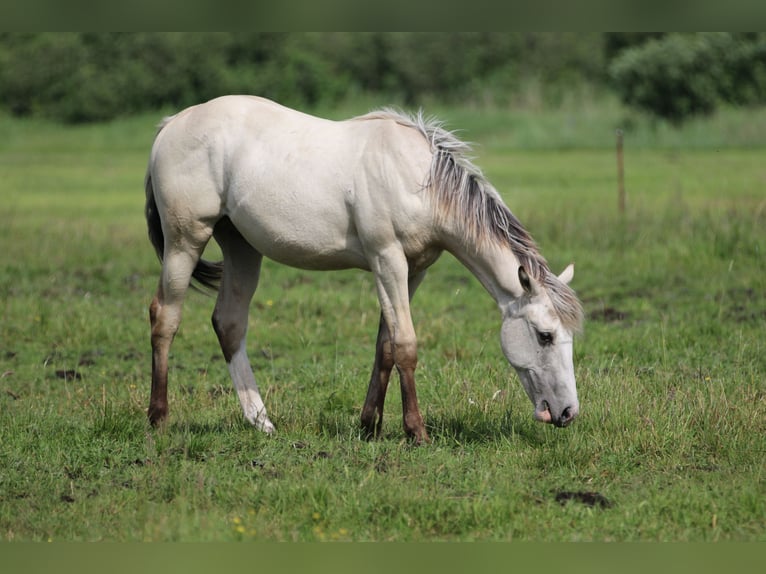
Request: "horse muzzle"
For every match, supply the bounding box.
[535,400,578,428]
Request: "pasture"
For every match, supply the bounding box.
[0,100,764,541]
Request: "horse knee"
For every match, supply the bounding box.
[393,338,418,371]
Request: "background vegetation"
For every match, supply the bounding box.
[0,33,764,542]
[1,33,765,123]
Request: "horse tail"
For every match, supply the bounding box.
[145,118,223,292]
[144,170,165,267]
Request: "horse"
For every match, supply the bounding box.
[144,95,583,443]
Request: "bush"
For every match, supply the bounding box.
[0,33,615,123]
[0,33,232,122]
[609,33,766,123]
[0,33,88,118]
[714,33,766,106]
[0,33,355,122]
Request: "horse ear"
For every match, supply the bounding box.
[518,266,532,294]
[558,263,574,285]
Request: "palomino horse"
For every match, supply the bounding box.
[144,96,583,443]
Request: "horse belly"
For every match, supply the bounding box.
[228,205,369,271]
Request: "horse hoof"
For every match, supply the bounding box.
[407,428,430,445]
[257,418,276,434]
[147,406,168,427]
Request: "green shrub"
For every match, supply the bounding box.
[0,33,610,123]
[0,33,88,118]
[609,33,766,123]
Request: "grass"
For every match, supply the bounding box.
[0,99,764,541]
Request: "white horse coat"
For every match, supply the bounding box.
[145,96,583,442]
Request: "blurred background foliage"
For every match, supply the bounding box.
[1,32,765,124]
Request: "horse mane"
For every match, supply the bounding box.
[356,108,584,332]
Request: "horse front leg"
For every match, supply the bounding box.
[361,271,427,440]
[362,325,427,443]
[395,337,427,443]
[370,252,429,443]
[360,315,395,439]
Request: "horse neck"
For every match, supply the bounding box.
[444,236,523,311]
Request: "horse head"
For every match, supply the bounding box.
[500,264,579,428]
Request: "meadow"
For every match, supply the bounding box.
[0,97,764,541]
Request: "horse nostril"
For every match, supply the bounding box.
[557,406,577,427]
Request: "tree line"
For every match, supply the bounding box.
[1,33,764,124]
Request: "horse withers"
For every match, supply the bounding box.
[144,95,583,442]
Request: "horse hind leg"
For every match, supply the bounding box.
[211,218,274,433]
[149,245,208,425]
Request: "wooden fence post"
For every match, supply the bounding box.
[616,129,625,214]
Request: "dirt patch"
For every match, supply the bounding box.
[77,350,104,366]
[588,307,629,323]
[717,287,766,323]
[554,490,613,508]
[55,369,82,381]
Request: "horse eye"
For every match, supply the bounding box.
[537,331,554,346]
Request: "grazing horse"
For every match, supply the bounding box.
[144,96,583,442]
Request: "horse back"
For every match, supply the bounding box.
[149,96,438,271]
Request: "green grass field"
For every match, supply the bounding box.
[0,99,764,541]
